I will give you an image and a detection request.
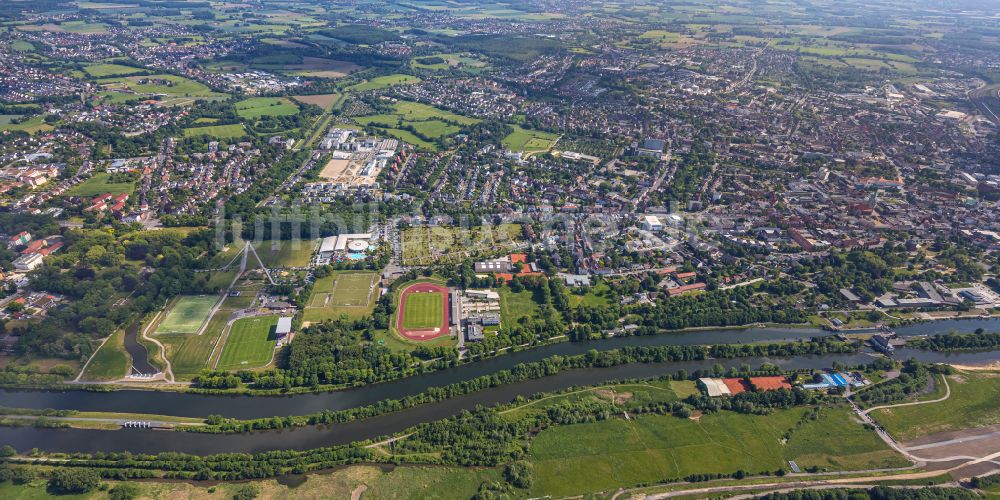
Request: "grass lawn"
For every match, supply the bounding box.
[502,125,558,153]
[303,272,377,323]
[216,316,278,371]
[401,292,443,330]
[252,239,318,268]
[84,63,145,78]
[65,173,134,197]
[381,128,437,150]
[871,371,1000,441]
[10,40,34,51]
[182,123,246,139]
[235,97,299,119]
[347,74,421,92]
[155,295,218,334]
[393,100,479,125]
[499,287,543,325]
[529,406,906,497]
[80,329,129,381]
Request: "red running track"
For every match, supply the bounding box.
[396,282,451,341]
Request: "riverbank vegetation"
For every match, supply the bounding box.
[0,359,923,497]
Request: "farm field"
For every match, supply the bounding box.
[529,406,906,497]
[291,93,340,110]
[502,125,558,153]
[871,370,1000,441]
[303,271,377,323]
[401,293,444,330]
[347,74,421,92]
[155,295,218,334]
[401,224,522,265]
[252,239,318,268]
[216,316,279,371]
[84,63,145,77]
[235,97,299,119]
[65,173,135,197]
[183,123,246,139]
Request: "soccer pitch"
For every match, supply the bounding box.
[216,316,278,371]
[401,293,443,330]
[330,272,374,306]
[155,296,218,334]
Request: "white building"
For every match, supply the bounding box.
[642,215,664,232]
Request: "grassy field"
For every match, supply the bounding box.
[80,329,129,381]
[183,123,246,139]
[303,271,377,323]
[252,239,318,268]
[0,115,53,134]
[355,100,478,149]
[65,173,135,197]
[499,287,543,325]
[348,74,421,92]
[235,97,299,119]
[529,406,906,497]
[101,74,226,103]
[158,306,233,380]
[0,464,499,499]
[411,52,488,71]
[216,316,279,371]
[155,295,218,334]
[871,371,1000,441]
[401,292,443,330]
[401,224,522,265]
[503,125,558,153]
[84,63,145,78]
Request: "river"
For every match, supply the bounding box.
[0,318,997,455]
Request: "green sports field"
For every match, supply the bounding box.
[401,293,443,330]
[216,316,278,371]
[303,272,377,322]
[155,295,218,334]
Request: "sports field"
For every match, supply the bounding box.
[402,293,443,329]
[395,282,450,340]
[216,316,278,371]
[155,295,218,334]
[303,272,377,322]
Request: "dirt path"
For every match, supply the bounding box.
[350,484,367,500]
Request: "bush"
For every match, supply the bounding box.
[109,482,140,500]
[233,483,260,500]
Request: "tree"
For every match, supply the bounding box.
[48,468,100,494]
